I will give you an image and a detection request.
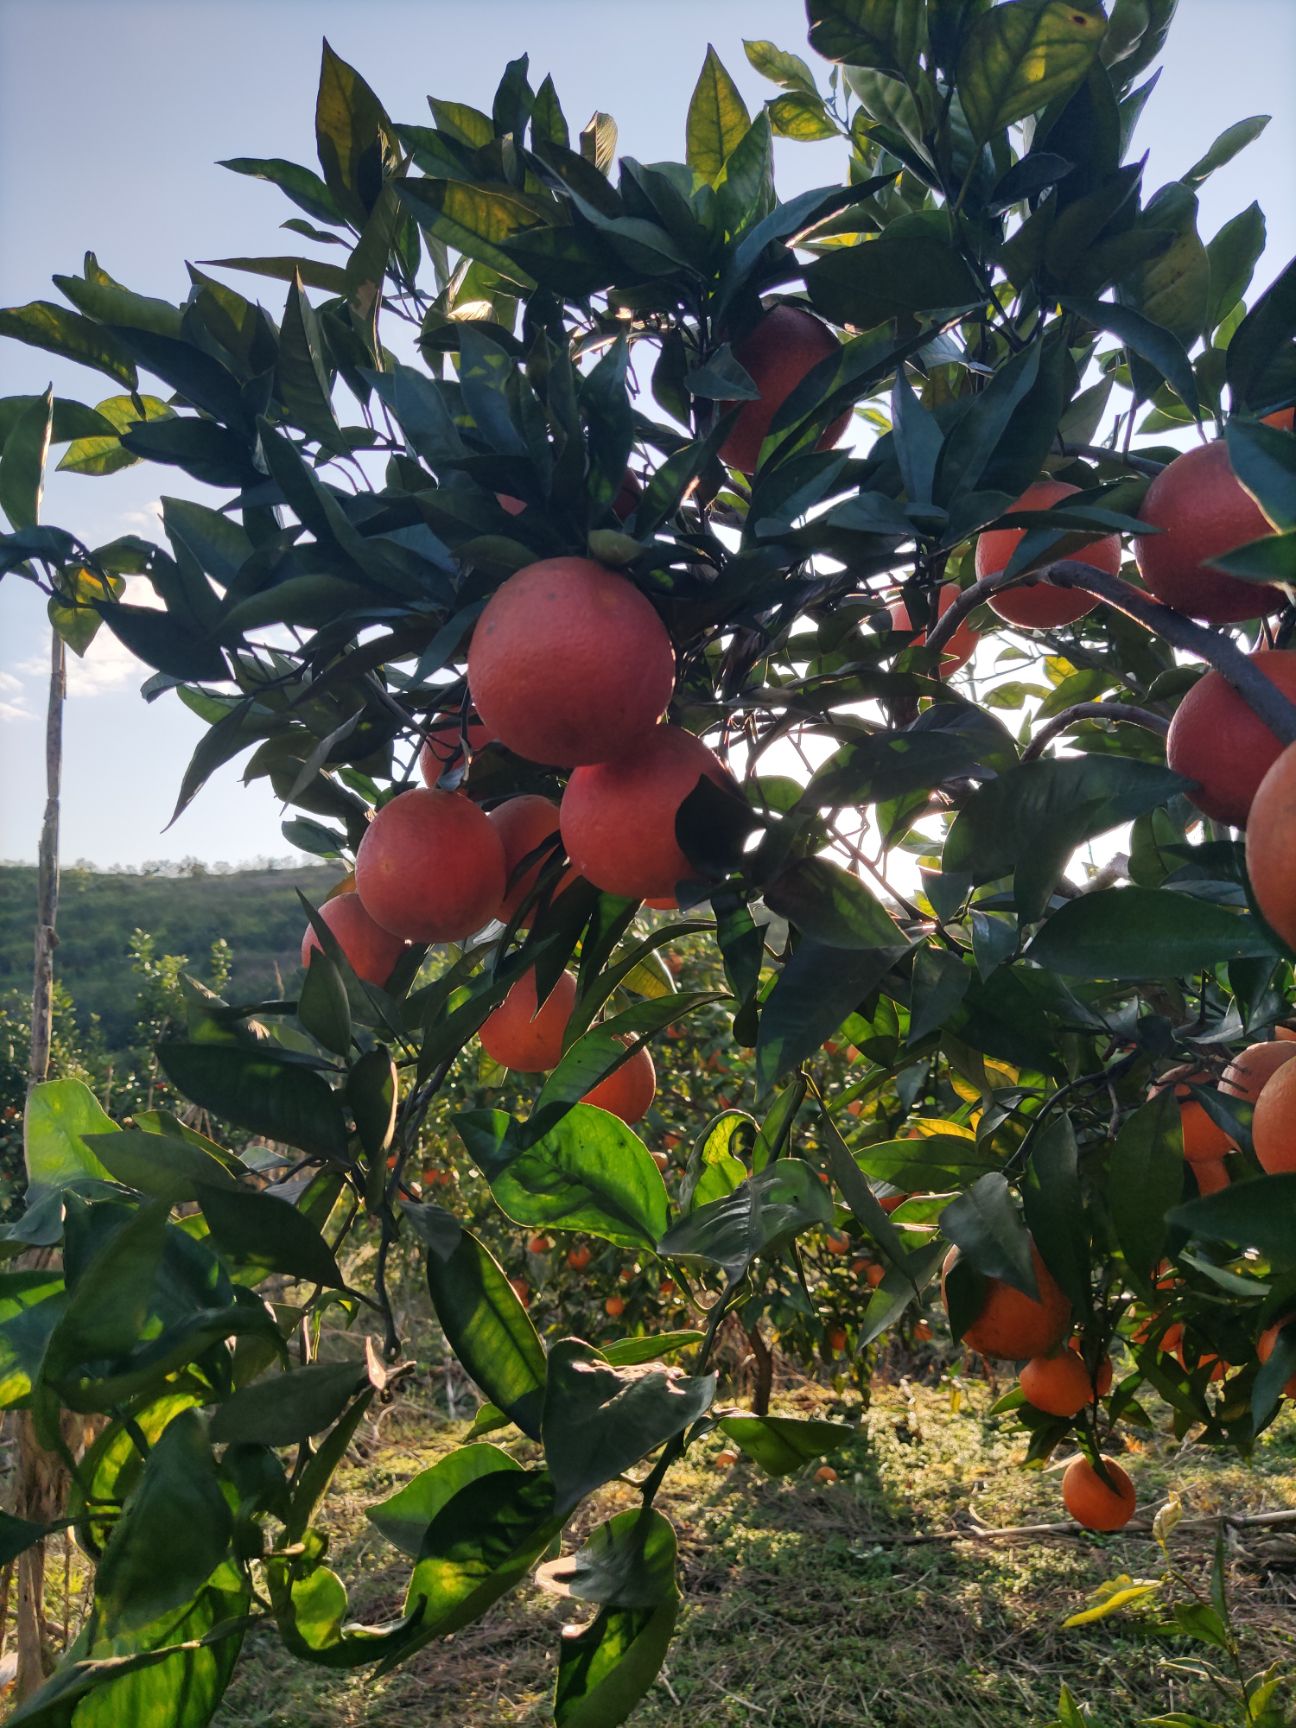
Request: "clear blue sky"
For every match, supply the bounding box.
[2,0,1293,867]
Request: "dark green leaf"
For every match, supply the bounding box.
[368,1442,521,1558]
[299,949,352,1057]
[346,1048,397,1160]
[806,224,981,328]
[1110,1090,1184,1276]
[806,1,922,74]
[908,945,970,1044]
[0,386,52,531]
[542,1340,716,1514]
[942,1170,1038,1300]
[1171,1175,1296,1268]
[84,1131,239,1204]
[1224,418,1296,533]
[424,1219,547,1439]
[1021,1115,1089,1312]
[1028,889,1276,978]
[219,157,344,225]
[96,1410,231,1634]
[657,1158,832,1279]
[1227,255,1296,414]
[156,1043,349,1160]
[765,857,901,950]
[554,1604,677,1728]
[1060,293,1199,413]
[315,40,393,225]
[210,1360,368,1445]
[755,939,910,1090]
[198,1181,345,1288]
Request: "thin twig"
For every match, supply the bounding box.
[841,1506,1296,1548]
[1022,701,1170,761]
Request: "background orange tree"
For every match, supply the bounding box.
[1,2,1295,1722]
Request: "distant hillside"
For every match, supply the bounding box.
[0,862,336,1051]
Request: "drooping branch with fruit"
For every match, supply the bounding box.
[1,2,1295,1723]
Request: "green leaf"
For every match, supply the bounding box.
[315,40,393,225]
[1182,115,1270,189]
[0,301,138,388]
[1021,1115,1089,1312]
[685,46,751,181]
[1205,201,1265,330]
[198,1181,345,1288]
[940,1171,1038,1297]
[1060,293,1199,413]
[765,857,901,949]
[0,1511,57,1566]
[766,91,837,141]
[806,223,982,328]
[1227,255,1296,414]
[755,938,910,1090]
[1171,1175,1296,1268]
[1224,418,1296,533]
[743,39,818,92]
[600,1332,705,1367]
[117,417,260,488]
[83,1131,239,1204]
[298,948,352,1057]
[908,945,971,1044]
[542,1340,716,1515]
[156,1043,349,1160]
[0,1270,66,1406]
[1028,888,1276,978]
[202,255,352,294]
[396,180,545,287]
[0,386,52,530]
[59,392,174,478]
[54,257,183,340]
[1206,530,1296,583]
[1124,182,1209,350]
[959,1,1107,144]
[346,1047,397,1161]
[161,497,251,588]
[457,1107,669,1250]
[24,1077,116,1191]
[554,1602,677,1728]
[944,756,1187,922]
[393,1468,561,1662]
[424,1218,547,1439]
[210,1360,368,1445]
[96,1410,232,1634]
[1110,1090,1185,1276]
[219,156,343,225]
[657,1159,832,1280]
[278,276,345,454]
[368,1442,521,1558]
[806,1,922,74]
[716,1413,853,1475]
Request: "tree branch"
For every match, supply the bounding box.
[1059,442,1166,478]
[1022,702,1170,761]
[925,560,1296,746]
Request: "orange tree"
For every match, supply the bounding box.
[2,3,1296,1722]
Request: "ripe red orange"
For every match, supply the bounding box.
[1019,1351,1092,1418]
[467,557,675,766]
[1258,1318,1296,1396]
[1062,1455,1136,1531]
[1262,408,1295,430]
[509,1276,530,1307]
[581,1042,656,1125]
[479,968,578,1072]
[813,1465,839,1484]
[1246,741,1296,952]
[888,581,979,674]
[651,1149,671,1172]
[1221,1039,1296,1104]
[720,304,849,473]
[1193,1158,1230,1196]
[1166,653,1296,828]
[1251,1055,1296,1174]
[604,1293,626,1318]
[489,795,564,924]
[977,479,1120,628]
[824,1231,850,1256]
[301,890,406,987]
[418,713,493,784]
[355,788,506,942]
[941,1240,1071,1360]
[561,724,733,900]
[826,1325,847,1353]
[567,1243,592,1271]
[1134,440,1281,622]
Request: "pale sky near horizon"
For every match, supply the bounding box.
[1,0,1294,869]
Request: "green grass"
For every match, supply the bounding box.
[213,1377,1296,1728]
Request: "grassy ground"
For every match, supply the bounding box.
[212,1375,1296,1728]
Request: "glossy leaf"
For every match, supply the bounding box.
[940,1171,1039,1298]
[755,938,910,1089]
[685,46,750,181]
[197,1181,345,1288]
[716,1413,853,1475]
[424,1218,547,1438]
[0,386,52,531]
[1110,1090,1184,1277]
[959,2,1107,144]
[1171,1175,1296,1268]
[368,1442,521,1558]
[1028,889,1276,978]
[210,1360,368,1445]
[0,301,138,388]
[24,1078,116,1192]
[765,857,901,950]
